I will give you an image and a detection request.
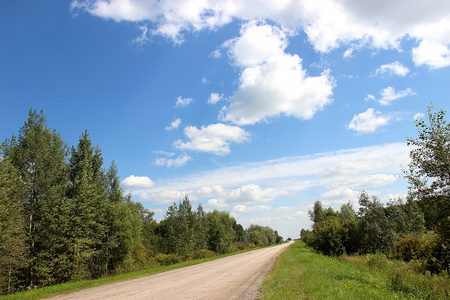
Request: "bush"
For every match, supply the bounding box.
[190,249,217,260]
[234,241,256,250]
[154,253,182,266]
[366,252,390,269]
[395,235,432,263]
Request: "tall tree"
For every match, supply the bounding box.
[68,131,108,280]
[405,105,450,271]
[1,109,69,287]
[0,158,28,294]
[405,105,450,201]
[206,210,235,254]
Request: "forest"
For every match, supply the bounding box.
[301,106,449,275]
[0,109,283,295]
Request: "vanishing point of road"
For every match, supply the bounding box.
[52,242,293,300]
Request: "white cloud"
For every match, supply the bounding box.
[347,108,391,134]
[206,198,228,208]
[155,154,192,167]
[229,184,287,204]
[210,48,222,58]
[139,189,194,204]
[414,112,425,120]
[197,185,227,197]
[150,208,164,214]
[129,143,409,206]
[154,150,175,157]
[275,206,293,213]
[375,61,409,77]
[321,187,360,206]
[412,17,450,69]
[208,93,223,104]
[74,0,450,69]
[225,21,288,67]
[122,175,155,188]
[343,47,355,58]
[174,123,250,155]
[379,87,416,105]
[365,94,376,102]
[233,204,273,212]
[165,118,181,130]
[220,22,334,125]
[175,96,194,108]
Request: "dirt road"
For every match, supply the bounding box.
[52,242,293,300]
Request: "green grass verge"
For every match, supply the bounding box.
[259,241,449,300]
[1,247,261,300]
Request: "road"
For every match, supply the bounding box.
[52,242,293,300]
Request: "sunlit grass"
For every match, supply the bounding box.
[259,241,449,299]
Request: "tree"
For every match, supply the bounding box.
[1,109,69,287]
[405,105,450,272]
[0,158,28,294]
[405,105,450,201]
[206,210,235,254]
[68,131,108,280]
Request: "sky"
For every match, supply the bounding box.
[1,0,450,239]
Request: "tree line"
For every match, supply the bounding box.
[301,105,449,274]
[0,109,283,295]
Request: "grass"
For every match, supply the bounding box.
[1,246,261,300]
[259,241,449,299]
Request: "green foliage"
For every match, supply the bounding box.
[305,194,425,258]
[1,109,284,296]
[206,210,235,254]
[246,224,282,247]
[405,105,450,273]
[190,249,217,260]
[0,158,28,295]
[394,235,432,264]
[0,110,154,294]
[154,254,182,266]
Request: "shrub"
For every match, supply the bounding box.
[154,253,182,266]
[366,252,390,269]
[234,241,256,250]
[190,249,217,260]
[394,235,432,262]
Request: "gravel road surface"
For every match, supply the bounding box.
[51,241,293,300]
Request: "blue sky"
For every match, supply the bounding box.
[1,0,450,239]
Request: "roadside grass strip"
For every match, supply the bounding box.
[259,241,449,300]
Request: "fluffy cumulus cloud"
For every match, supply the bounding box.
[208,92,223,104]
[73,0,450,69]
[206,198,228,208]
[412,17,450,69]
[347,108,391,134]
[122,175,155,188]
[379,87,416,105]
[139,189,194,204]
[220,22,334,125]
[174,123,250,155]
[228,184,287,204]
[155,154,192,167]
[374,61,409,77]
[321,187,360,206]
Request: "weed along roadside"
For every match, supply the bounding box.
[259,241,449,299]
